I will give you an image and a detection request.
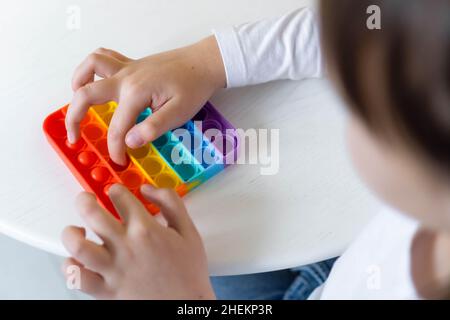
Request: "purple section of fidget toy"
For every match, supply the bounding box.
[193,102,239,166]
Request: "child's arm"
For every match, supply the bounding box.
[65,8,321,166]
[62,184,215,300]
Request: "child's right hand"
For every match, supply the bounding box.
[65,36,226,165]
[61,184,215,300]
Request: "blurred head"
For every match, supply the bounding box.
[319,0,450,230]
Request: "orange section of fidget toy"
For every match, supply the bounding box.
[43,108,143,218]
[57,106,159,216]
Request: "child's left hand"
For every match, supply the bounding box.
[61,184,215,300]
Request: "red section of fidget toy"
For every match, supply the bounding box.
[43,105,160,219]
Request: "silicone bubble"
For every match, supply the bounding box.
[92,103,112,114]
[65,138,85,151]
[155,173,178,189]
[91,167,111,183]
[121,170,144,189]
[128,144,151,159]
[153,133,170,148]
[108,158,130,172]
[160,143,184,164]
[203,119,223,133]
[84,124,104,141]
[174,163,198,181]
[78,151,98,167]
[201,146,222,166]
[142,156,164,176]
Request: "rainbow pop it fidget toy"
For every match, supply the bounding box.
[43,102,238,219]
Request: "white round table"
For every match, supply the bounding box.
[0,0,378,276]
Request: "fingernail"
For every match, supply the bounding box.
[125,131,144,148]
[107,183,122,195]
[141,184,155,194]
[114,156,127,167]
[68,131,76,144]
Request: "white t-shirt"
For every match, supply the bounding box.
[214,8,421,300]
[311,206,420,299]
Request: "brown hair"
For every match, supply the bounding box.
[319,0,450,174]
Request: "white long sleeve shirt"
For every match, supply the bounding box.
[214,8,324,87]
[213,8,421,300]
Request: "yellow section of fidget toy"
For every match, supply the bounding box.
[89,102,183,190]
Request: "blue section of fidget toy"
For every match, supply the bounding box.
[136,108,225,183]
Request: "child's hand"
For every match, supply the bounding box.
[61,184,215,300]
[65,36,226,165]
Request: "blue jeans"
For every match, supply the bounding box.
[211,258,337,300]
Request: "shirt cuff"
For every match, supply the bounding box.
[213,27,248,88]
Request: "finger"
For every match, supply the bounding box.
[62,258,109,297]
[107,93,145,165]
[108,184,157,229]
[72,52,123,91]
[66,78,117,144]
[140,184,196,237]
[94,47,133,63]
[61,226,111,272]
[125,98,192,148]
[76,192,124,245]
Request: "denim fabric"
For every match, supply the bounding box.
[211,257,337,300]
[283,257,337,300]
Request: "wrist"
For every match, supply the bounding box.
[193,36,227,90]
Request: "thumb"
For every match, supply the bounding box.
[125,98,190,149]
[140,185,197,237]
